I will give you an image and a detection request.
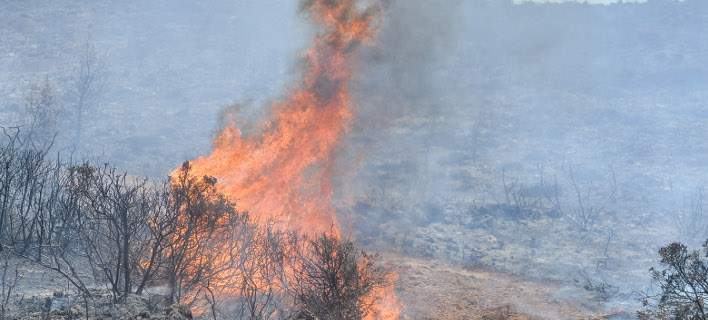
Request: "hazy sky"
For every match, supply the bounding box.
[515,0,649,4]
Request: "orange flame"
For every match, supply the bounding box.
[187,0,376,236]
[185,0,400,318]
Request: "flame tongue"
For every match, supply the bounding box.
[186,1,400,318]
[189,0,374,235]
[196,90,348,235]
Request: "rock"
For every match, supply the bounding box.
[165,304,192,320]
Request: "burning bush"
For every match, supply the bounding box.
[0,134,395,318]
[0,0,402,317]
[291,234,389,320]
[159,161,252,305]
[182,0,403,317]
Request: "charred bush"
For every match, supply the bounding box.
[0,135,393,319]
[577,270,618,302]
[0,252,21,320]
[640,241,708,319]
[674,187,707,245]
[499,166,562,221]
[291,234,389,320]
[22,78,61,148]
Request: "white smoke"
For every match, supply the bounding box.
[514,0,659,4]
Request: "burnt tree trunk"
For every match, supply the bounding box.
[120,206,131,298]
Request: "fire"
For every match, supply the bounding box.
[184,0,400,318]
[187,0,376,236]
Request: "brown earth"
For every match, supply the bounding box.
[390,255,629,320]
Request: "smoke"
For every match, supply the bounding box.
[3,0,707,314]
[354,0,463,121]
[337,0,708,216]
[514,0,649,4]
[333,0,708,307]
[334,0,468,233]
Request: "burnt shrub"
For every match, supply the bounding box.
[640,241,708,319]
[291,234,389,320]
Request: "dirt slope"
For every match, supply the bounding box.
[390,255,627,320]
